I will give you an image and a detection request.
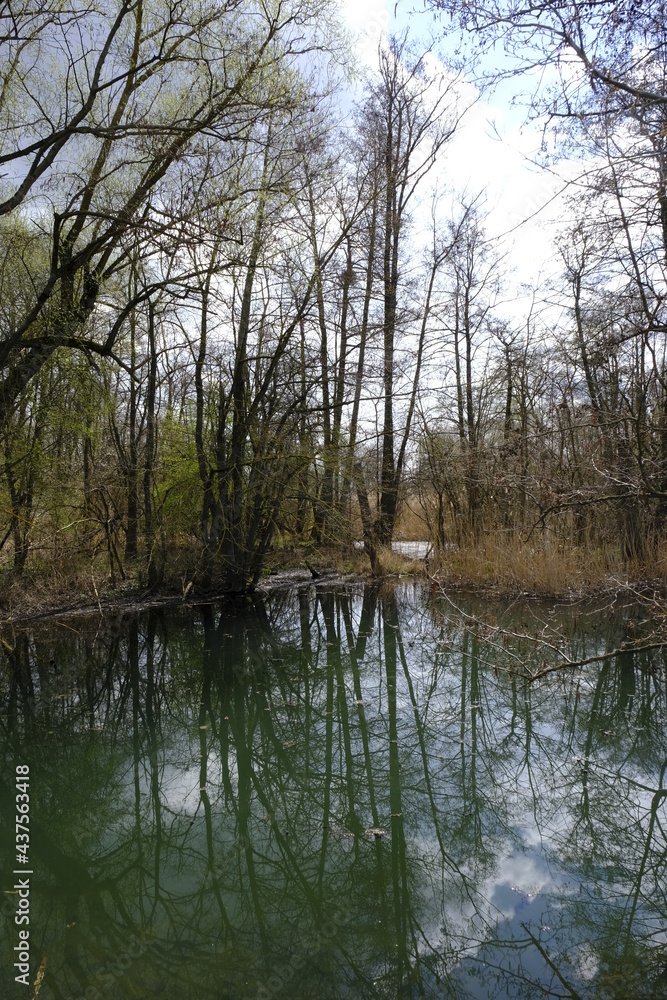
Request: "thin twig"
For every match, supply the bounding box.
[528,640,667,681]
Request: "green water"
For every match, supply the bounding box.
[1,582,666,999]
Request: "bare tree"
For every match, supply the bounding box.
[355,35,467,550]
[426,0,667,116]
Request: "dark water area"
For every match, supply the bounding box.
[1,582,666,999]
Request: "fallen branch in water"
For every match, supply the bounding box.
[527,639,667,681]
[430,576,667,682]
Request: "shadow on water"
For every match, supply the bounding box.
[0,582,666,999]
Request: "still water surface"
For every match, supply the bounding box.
[1,582,666,999]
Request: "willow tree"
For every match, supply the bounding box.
[0,0,350,579]
[0,0,342,429]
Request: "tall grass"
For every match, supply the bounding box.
[430,531,667,595]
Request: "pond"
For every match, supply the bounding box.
[1,581,666,1000]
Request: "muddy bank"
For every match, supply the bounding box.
[2,569,662,631]
[0,566,372,628]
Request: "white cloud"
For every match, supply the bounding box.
[339,0,390,67]
[336,1,585,311]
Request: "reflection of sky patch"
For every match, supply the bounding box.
[129,741,232,815]
[3,588,666,1000]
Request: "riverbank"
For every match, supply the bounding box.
[431,535,667,597]
[1,534,666,628]
[0,546,369,627]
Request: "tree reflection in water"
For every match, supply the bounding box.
[0,582,666,999]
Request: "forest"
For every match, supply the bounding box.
[1,0,667,602]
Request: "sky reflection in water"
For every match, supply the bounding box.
[1,581,666,999]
